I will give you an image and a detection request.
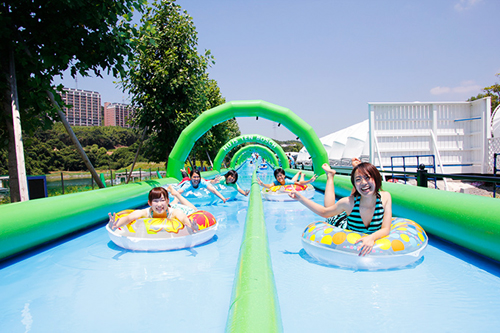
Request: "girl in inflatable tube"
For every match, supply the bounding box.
[210,169,250,196]
[109,186,199,233]
[177,169,229,203]
[288,161,392,256]
[257,167,317,188]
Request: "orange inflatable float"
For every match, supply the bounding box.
[261,184,315,201]
[107,206,217,251]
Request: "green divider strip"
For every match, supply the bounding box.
[226,171,283,332]
[0,177,179,261]
[288,169,500,263]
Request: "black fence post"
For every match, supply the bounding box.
[417,164,428,187]
[61,172,64,194]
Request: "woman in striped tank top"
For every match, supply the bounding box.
[289,159,392,256]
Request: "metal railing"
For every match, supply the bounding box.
[293,163,499,196]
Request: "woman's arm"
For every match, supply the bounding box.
[288,190,351,218]
[237,184,250,196]
[171,209,197,233]
[256,177,273,188]
[206,183,228,203]
[209,175,222,184]
[167,185,197,210]
[109,208,148,230]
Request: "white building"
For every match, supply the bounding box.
[60,88,101,126]
[297,98,495,174]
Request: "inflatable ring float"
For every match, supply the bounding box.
[302,217,428,270]
[262,184,315,201]
[106,205,217,251]
[172,185,234,206]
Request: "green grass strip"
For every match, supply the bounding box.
[226,171,283,332]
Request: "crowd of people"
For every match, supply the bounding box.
[109,156,392,256]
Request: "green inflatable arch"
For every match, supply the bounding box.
[167,100,328,179]
[230,144,279,169]
[213,134,287,172]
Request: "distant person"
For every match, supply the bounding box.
[211,170,250,196]
[177,169,229,203]
[257,168,317,188]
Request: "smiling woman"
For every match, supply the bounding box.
[108,187,198,233]
[288,162,393,257]
[176,169,229,203]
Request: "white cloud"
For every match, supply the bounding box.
[430,86,451,95]
[430,81,482,96]
[454,0,482,12]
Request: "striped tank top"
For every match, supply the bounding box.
[326,195,384,234]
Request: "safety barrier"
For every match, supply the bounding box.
[0,177,178,261]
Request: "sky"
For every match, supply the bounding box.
[54,0,500,141]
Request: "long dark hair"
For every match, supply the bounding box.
[225,170,238,183]
[350,163,382,196]
[190,169,201,178]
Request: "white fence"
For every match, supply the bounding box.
[368,98,491,174]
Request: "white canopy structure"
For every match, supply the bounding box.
[296,120,369,166]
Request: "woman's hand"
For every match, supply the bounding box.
[108,212,118,230]
[169,186,181,198]
[287,189,300,200]
[355,235,375,256]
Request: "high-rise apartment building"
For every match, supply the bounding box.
[60,88,101,126]
[103,102,134,128]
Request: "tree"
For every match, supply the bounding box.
[469,73,500,113]
[124,0,224,165]
[0,0,146,202]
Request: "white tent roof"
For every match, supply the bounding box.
[296,120,369,164]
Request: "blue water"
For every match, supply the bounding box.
[1,161,500,332]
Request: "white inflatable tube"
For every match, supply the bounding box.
[262,184,315,202]
[302,217,428,270]
[107,208,218,251]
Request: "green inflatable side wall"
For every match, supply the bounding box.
[167,100,329,180]
[230,144,279,169]
[0,178,178,261]
[213,134,288,171]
